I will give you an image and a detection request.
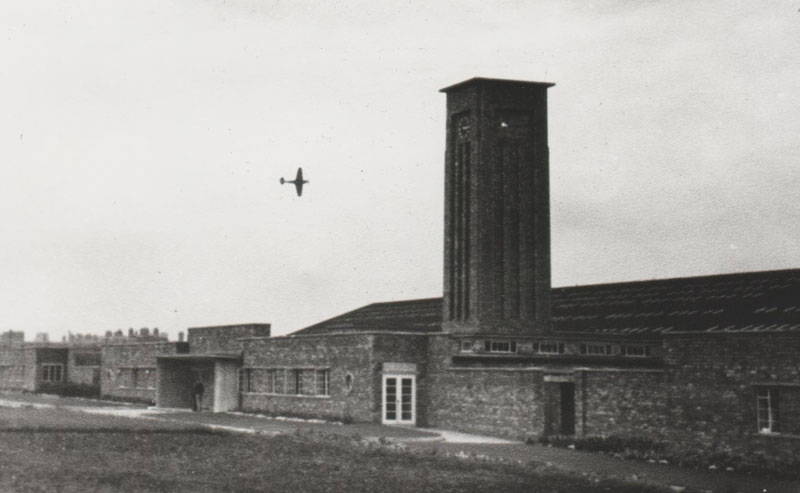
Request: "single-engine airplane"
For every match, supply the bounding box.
[280,167,309,196]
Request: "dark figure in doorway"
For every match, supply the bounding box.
[192,379,205,412]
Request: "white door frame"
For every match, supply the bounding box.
[382,374,416,425]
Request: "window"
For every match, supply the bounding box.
[484,340,517,353]
[248,368,265,392]
[315,369,329,396]
[0,365,13,384]
[119,368,130,387]
[292,370,303,395]
[240,369,282,394]
[116,368,155,388]
[344,373,354,394]
[243,368,330,396]
[461,340,474,352]
[534,342,564,355]
[238,368,252,393]
[622,345,650,357]
[132,368,156,389]
[0,365,18,381]
[289,369,313,395]
[42,364,64,383]
[757,388,779,433]
[580,343,612,356]
[265,369,277,393]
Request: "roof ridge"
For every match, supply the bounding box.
[553,268,800,292]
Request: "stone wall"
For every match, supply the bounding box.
[660,333,800,463]
[101,341,188,403]
[0,344,27,390]
[240,333,376,422]
[22,348,37,391]
[424,335,544,438]
[188,324,271,354]
[424,334,671,441]
[579,369,667,438]
[2,343,101,391]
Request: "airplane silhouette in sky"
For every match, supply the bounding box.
[280,167,309,196]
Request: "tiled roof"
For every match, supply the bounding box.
[552,268,800,335]
[290,269,800,336]
[291,298,443,336]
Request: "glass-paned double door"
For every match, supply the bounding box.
[382,375,415,425]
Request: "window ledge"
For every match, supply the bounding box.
[756,431,800,440]
[242,392,330,399]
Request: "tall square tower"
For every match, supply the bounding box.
[441,77,554,334]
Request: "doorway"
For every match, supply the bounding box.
[544,380,575,436]
[382,375,415,425]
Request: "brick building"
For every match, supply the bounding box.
[0,329,102,393]
[2,77,798,464]
[228,78,800,463]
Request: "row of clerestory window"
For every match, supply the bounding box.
[460,340,651,357]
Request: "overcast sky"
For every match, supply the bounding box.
[1,1,798,341]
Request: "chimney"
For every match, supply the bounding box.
[140,327,149,337]
[153,327,159,337]
[440,77,554,334]
[128,328,135,338]
[178,331,185,342]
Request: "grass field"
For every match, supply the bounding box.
[0,406,665,492]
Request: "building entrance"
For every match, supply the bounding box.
[155,355,240,412]
[544,380,576,436]
[382,375,415,425]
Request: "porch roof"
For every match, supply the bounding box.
[156,352,241,362]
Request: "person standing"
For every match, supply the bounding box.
[192,378,205,412]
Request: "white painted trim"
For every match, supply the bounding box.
[41,363,65,383]
[382,374,416,426]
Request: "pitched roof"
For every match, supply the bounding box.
[552,268,800,335]
[291,298,443,336]
[290,269,800,336]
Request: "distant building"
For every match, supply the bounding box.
[0,329,165,394]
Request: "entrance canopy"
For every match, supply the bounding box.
[157,353,241,363]
[156,353,242,412]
